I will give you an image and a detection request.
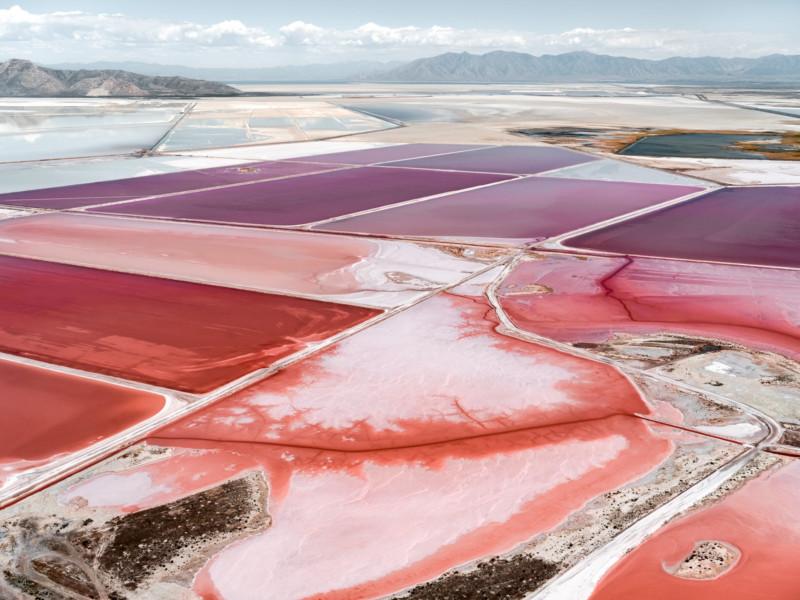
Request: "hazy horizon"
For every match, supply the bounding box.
[2,1,799,68]
[26,49,800,74]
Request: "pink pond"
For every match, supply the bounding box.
[0,213,386,302]
[0,161,329,209]
[564,186,800,268]
[317,177,703,242]
[380,145,599,174]
[152,292,652,452]
[62,291,683,600]
[60,417,678,600]
[0,212,497,308]
[294,143,489,165]
[0,255,380,393]
[590,458,800,600]
[172,418,676,600]
[89,166,512,226]
[498,253,800,361]
[0,358,165,490]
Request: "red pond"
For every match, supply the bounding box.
[0,255,380,393]
[0,358,165,486]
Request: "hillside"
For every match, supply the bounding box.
[0,59,239,97]
[366,50,800,83]
[45,60,405,82]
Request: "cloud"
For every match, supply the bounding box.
[0,5,279,50]
[279,21,527,49]
[0,5,796,66]
[535,27,793,58]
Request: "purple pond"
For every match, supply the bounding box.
[88,166,513,226]
[315,177,703,242]
[564,185,800,268]
[0,161,331,210]
[378,145,599,175]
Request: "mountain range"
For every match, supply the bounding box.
[365,51,800,83]
[46,60,405,83]
[4,51,800,97]
[0,59,238,97]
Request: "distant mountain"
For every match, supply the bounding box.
[0,59,239,97]
[45,60,405,82]
[365,50,800,83]
[29,52,800,88]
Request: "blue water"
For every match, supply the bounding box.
[619,133,790,160]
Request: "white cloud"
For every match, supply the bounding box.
[534,27,792,58]
[279,21,527,49]
[0,5,796,66]
[0,5,279,50]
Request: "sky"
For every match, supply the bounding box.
[2,1,799,67]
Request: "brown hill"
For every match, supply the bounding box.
[0,59,239,97]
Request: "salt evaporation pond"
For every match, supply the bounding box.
[344,104,464,123]
[619,132,793,160]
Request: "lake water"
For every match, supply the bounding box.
[619,133,791,160]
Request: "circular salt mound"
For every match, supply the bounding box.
[665,540,740,580]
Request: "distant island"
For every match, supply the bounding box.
[0,59,239,97]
